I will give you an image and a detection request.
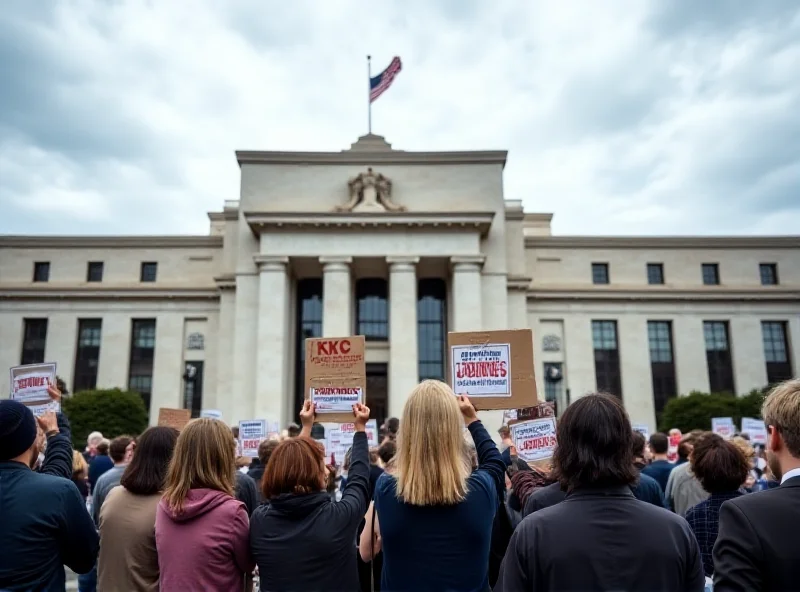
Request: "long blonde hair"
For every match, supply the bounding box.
[394,380,471,505]
[162,418,236,513]
[72,450,88,477]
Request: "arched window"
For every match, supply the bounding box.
[294,279,323,417]
[417,278,447,381]
[356,278,388,340]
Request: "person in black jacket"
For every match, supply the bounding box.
[249,401,371,592]
[0,390,99,591]
[497,393,705,592]
[713,378,800,590]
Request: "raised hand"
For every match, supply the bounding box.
[36,411,59,435]
[457,395,479,425]
[299,400,316,429]
[352,403,370,431]
[46,382,61,403]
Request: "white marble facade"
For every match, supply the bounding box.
[1,134,799,434]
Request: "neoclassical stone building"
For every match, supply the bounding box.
[1,134,798,432]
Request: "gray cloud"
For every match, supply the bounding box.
[0,0,798,237]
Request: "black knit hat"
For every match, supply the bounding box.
[0,400,38,461]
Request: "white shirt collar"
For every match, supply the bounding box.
[780,467,800,484]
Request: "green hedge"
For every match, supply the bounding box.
[62,389,149,450]
[658,388,768,433]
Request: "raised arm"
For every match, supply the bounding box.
[458,395,506,499]
[299,400,315,438]
[38,408,73,480]
[333,404,371,525]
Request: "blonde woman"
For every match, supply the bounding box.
[360,380,505,591]
[155,419,254,591]
[71,450,90,499]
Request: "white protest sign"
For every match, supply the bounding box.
[711,417,735,439]
[323,419,378,464]
[510,417,557,464]
[502,409,518,425]
[238,420,267,458]
[741,417,767,445]
[451,343,511,397]
[200,409,223,420]
[632,424,650,440]
[311,387,363,413]
[10,363,58,417]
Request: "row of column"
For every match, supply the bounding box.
[251,254,486,422]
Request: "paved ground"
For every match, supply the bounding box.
[65,568,78,590]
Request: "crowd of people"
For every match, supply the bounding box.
[1,376,799,591]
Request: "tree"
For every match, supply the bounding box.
[659,388,769,434]
[62,389,149,450]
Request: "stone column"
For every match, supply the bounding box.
[320,256,353,337]
[450,256,484,332]
[254,255,290,424]
[387,257,419,417]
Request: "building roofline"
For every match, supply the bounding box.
[0,236,223,249]
[525,236,800,249]
[236,149,508,168]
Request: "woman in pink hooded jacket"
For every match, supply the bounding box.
[155,418,254,591]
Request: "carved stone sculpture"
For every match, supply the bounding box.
[335,168,406,212]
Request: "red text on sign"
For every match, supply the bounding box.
[519,436,557,451]
[316,339,351,356]
[455,361,507,379]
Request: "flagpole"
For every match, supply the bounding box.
[367,55,372,134]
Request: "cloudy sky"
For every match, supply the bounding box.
[1,1,798,236]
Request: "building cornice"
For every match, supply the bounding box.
[243,211,496,236]
[525,236,800,249]
[507,276,533,291]
[527,286,800,302]
[0,285,220,300]
[0,235,224,249]
[236,150,507,168]
[214,275,236,290]
[208,211,238,222]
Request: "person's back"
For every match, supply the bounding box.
[0,399,99,591]
[642,433,674,491]
[99,487,161,592]
[496,394,704,592]
[632,470,666,507]
[372,382,505,592]
[668,462,709,515]
[88,440,113,491]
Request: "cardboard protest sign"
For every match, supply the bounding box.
[447,329,537,411]
[157,408,191,431]
[741,417,767,445]
[305,336,366,423]
[10,363,58,417]
[238,420,266,458]
[667,430,682,462]
[711,417,735,439]
[509,402,555,425]
[511,417,557,465]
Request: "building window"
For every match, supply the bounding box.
[129,319,156,413]
[33,262,50,283]
[183,361,204,418]
[647,263,664,285]
[702,263,720,285]
[591,263,609,285]
[294,279,323,417]
[591,320,622,397]
[87,262,104,282]
[703,321,735,394]
[356,278,388,340]
[762,321,792,384]
[21,319,48,365]
[73,319,102,393]
[140,262,158,282]
[647,321,677,415]
[417,278,447,381]
[760,263,778,286]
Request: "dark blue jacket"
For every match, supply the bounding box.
[88,454,114,491]
[0,413,99,591]
[631,470,666,508]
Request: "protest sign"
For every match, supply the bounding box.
[509,402,555,425]
[632,424,650,440]
[324,419,378,464]
[238,420,267,458]
[10,363,58,417]
[200,409,223,420]
[447,329,537,410]
[741,417,767,445]
[305,335,366,423]
[712,417,735,439]
[502,409,518,425]
[510,417,557,465]
[157,408,191,431]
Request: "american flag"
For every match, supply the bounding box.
[370,56,402,103]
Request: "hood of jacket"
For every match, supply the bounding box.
[159,488,233,523]
[267,491,329,519]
